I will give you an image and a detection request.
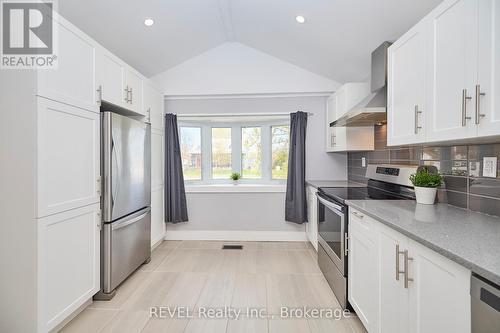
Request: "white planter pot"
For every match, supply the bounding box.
[414,186,437,205]
[232,180,239,185]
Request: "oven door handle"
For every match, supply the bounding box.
[317,194,344,213]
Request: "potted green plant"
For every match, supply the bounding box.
[409,167,443,205]
[230,172,241,185]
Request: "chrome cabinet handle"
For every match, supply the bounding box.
[97,210,102,230]
[395,244,405,281]
[96,176,101,195]
[124,86,129,103]
[129,87,133,104]
[344,233,349,255]
[462,89,472,126]
[475,84,486,125]
[414,105,422,134]
[96,85,102,105]
[352,211,364,219]
[403,250,414,288]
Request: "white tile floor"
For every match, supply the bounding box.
[60,241,367,333]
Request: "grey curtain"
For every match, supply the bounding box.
[164,113,188,223]
[285,111,308,224]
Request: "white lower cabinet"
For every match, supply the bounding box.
[306,186,318,250]
[348,208,471,333]
[348,212,378,330]
[408,239,471,333]
[151,187,165,246]
[377,223,410,333]
[37,203,100,332]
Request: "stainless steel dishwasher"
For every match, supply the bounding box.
[471,274,500,332]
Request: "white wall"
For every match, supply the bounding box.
[152,42,340,96]
[164,96,347,239]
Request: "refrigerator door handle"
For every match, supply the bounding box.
[112,209,150,231]
[111,133,120,213]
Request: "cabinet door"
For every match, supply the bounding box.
[426,0,478,142]
[37,204,100,332]
[96,50,126,107]
[37,98,100,217]
[388,21,427,146]
[326,94,337,152]
[126,70,144,115]
[476,0,500,137]
[348,212,378,331]
[151,128,164,190]
[377,224,410,333]
[37,17,98,112]
[306,186,318,250]
[408,239,471,333]
[331,127,347,151]
[143,81,154,123]
[151,187,165,246]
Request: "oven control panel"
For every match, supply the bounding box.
[366,164,418,187]
[376,167,400,176]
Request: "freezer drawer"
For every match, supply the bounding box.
[102,208,151,293]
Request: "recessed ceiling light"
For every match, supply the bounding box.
[144,18,154,27]
[295,15,306,24]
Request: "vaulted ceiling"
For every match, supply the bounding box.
[58,0,441,82]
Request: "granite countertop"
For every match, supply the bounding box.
[306,180,366,189]
[345,200,500,285]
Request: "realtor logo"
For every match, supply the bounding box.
[1,0,57,69]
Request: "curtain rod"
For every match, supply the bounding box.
[176,112,314,117]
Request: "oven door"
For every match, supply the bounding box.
[317,193,347,275]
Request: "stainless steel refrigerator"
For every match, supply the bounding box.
[96,111,151,299]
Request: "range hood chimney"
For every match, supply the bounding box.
[331,41,391,127]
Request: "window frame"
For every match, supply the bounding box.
[179,126,203,181]
[179,119,289,185]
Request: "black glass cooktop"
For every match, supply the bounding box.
[318,180,415,204]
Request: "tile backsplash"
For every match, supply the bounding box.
[348,124,500,217]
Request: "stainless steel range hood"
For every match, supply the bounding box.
[331,41,391,127]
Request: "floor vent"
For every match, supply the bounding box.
[222,245,243,250]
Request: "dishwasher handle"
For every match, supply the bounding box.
[471,274,500,312]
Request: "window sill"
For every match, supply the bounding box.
[185,184,286,193]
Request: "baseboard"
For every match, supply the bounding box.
[151,232,167,249]
[164,230,307,242]
[49,298,92,333]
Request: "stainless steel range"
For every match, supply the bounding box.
[317,164,417,309]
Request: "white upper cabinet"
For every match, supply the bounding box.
[476,0,500,137]
[389,0,500,145]
[125,69,144,115]
[143,81,164,129]
[387,20,428,146]
[426,0,478,142]
[96,50,126,107]
[96,48,145,116]
[326,82,374,152]
[36,98,100,218]
[37,16,98,113]
[325,94,337,152]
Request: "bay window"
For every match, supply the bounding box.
[179,119,289,184]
